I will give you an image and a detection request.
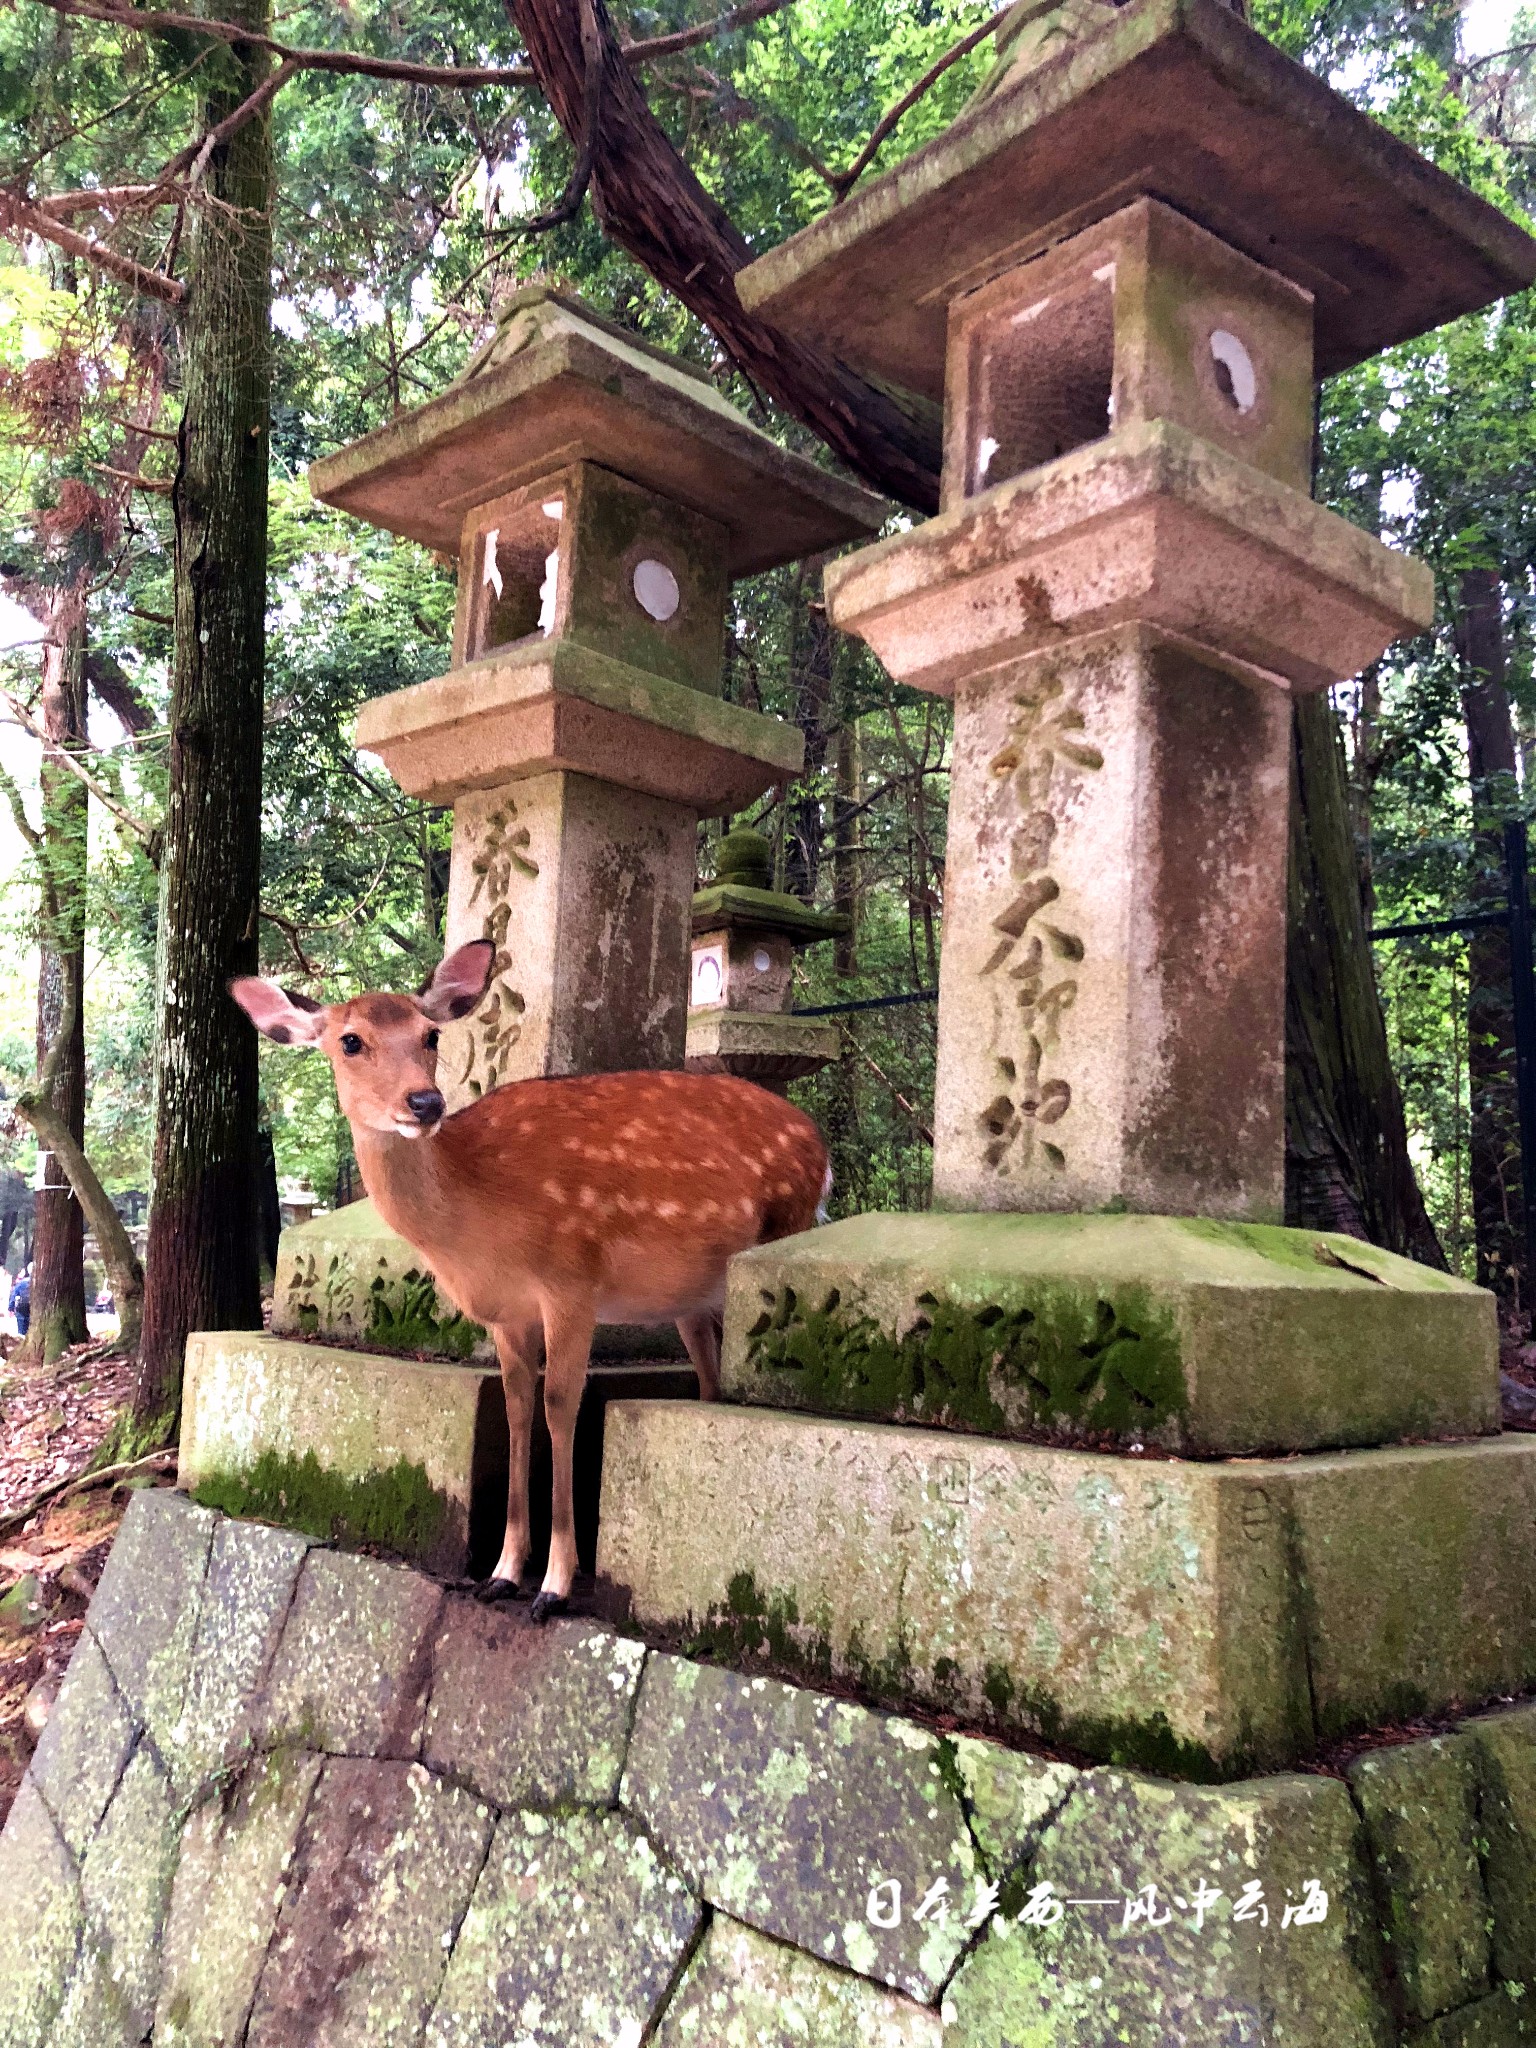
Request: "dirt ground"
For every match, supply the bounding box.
[0,1340,156,1828]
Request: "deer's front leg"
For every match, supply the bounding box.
[531,1298,596,1623]
[477,1317,541,1604]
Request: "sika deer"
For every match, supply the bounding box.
[231,941,830,1620]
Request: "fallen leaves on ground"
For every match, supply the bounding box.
[0,1339,145,1827]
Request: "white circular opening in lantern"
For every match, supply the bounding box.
[691,944,725,1007]
[633,558,681,622]
[1209,329,1257,414]
[753,947,772,974]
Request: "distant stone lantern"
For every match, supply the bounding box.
[308,287,883,1100]
[685,827,846,1089]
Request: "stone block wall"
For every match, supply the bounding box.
[3,1489,1536,2047]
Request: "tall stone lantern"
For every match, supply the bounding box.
[309,286,884,1105]
[599,9,1536,2013]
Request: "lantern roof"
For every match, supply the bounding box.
[308,287,887,576]
[736,0,1536,396]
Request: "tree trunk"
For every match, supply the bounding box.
[1285,692,1446,1264]
[506,0,1441,1258]
[26,612,89,1363]
[834,717,860,976]
[135,1,273,1434]
[1456,566,1523,1301]
[785,556,835,902]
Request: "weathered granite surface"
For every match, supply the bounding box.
[599,1399,1536,1774]
[4,1487,1536,2047]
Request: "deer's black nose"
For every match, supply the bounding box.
[407,1088,445,1125]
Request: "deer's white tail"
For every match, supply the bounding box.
[816,1162,833,1225]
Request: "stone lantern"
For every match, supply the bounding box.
[599,6,1536,1997]
[177,291,884,1578]
[684,827,845,1088]
[309,286,884,1103]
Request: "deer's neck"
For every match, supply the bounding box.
[352,1125,460,1264]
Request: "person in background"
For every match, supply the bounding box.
[10,1265,31,1339]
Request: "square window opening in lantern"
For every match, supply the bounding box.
[468,498,564,659]
[962,269,1116,498]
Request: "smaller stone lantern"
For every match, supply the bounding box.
[685,828,846,1089]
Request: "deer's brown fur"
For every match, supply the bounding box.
[231,943,828,1617]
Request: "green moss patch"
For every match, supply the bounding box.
[365,1269,484,1360]
[743,1280,1186,1439]
[191,1447,448,1557]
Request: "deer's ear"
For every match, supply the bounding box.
[229,977,326,1046]
[416,940,495,1022]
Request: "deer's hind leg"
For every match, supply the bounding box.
[676,1311,723,1401]
[477,1315,542,1604]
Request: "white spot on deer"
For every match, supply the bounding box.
[542,1181,567,1204]
[657,1202,681,1220]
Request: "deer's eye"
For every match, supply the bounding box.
[423,1029,440,1052]
[339,1032,364,1057]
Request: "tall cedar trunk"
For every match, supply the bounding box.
[28,611,88,1361]
[1285,693,1446,1263]
[135,3,272,1429]
[833,717,859,977]
[1456,566,1523,1300]
[509,0,1440,1255]
[786,557,835,902]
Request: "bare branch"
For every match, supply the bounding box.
[29,0,794,89]
[619,0,796,61]
[30,0,538,85]
[37,184,172,218]
[0,189,185,304]
[86,648,157,733]
[90,462,174,495]
[513,0,605,236]
[0,754,43,858]
[831,11,1001,200]
[0,688,161,860]
[259,906,323,980]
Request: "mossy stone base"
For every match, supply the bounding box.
[723,1211,1497,1456]
[273,1201,686,1362]
[180,1332,502,1574]
[597,1401,1536,1776]
[9,1494,1536,2045]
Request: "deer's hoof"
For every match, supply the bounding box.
[529,1590,569,1625]
[473,1576,527,1606]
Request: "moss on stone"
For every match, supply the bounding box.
[191,1446,448,1557]
[364,1267,483,1359]
[743,1279,1186,1440]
